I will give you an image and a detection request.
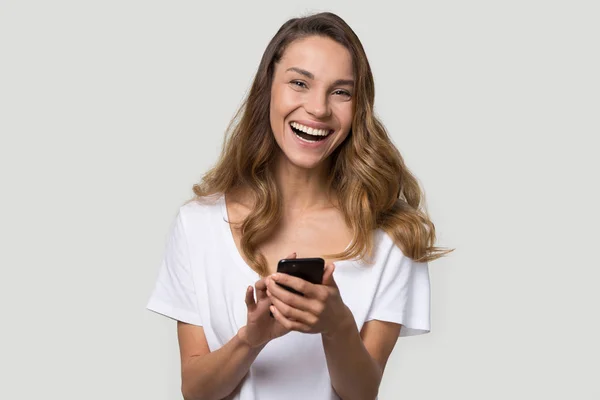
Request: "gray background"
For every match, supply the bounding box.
[1,0,598,399]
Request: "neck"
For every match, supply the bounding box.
[273,152,335,213]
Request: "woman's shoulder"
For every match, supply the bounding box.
[178,193,225,223]
[359,228,424,268]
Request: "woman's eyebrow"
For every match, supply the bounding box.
[286,67,354,87]
[331,78,354,87]
[286,67,314,79]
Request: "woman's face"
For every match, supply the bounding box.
[270,35,354,170]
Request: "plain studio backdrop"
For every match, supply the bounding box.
[1,1,598,399]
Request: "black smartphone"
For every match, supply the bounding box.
[276,257,325,296]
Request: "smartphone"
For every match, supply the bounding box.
[276,257,325,296]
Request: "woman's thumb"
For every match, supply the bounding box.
[322,262,336,286]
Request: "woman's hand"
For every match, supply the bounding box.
[237,253,296,348]
[265,262,354,338]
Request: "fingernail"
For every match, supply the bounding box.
[270,305,276,314]
[272,273,280,281]
[266,290,271,297]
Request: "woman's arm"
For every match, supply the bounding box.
[321,316,401,400]
[266,264,401,400]
[178,323,265,400]
[179,274,292,400]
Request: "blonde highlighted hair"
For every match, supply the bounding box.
[191,12,453,276]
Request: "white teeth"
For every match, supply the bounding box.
[291,122,330,136]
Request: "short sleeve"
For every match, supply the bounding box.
[365,247,431,337]
[146,211,202,326]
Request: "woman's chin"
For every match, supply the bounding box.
[279,152,325,171]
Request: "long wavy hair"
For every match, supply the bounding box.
[191,12,453,276]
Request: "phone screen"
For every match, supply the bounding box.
[276,257,325,296]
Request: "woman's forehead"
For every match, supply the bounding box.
[277,36,354,81]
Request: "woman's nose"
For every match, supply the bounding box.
[304,92,331,119]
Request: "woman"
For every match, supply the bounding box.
[147,12,451,400]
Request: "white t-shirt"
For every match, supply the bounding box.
[147,194,431,400]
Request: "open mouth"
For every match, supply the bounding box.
[290,122,333,143]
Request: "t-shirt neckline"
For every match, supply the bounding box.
[218,193,261,280]
[218,192,356,279]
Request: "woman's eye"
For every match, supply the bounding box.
[333,89,352,98]
[290,80,307,88]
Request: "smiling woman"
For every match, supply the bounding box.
[270,36,354,167]
[147,11,452,400]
